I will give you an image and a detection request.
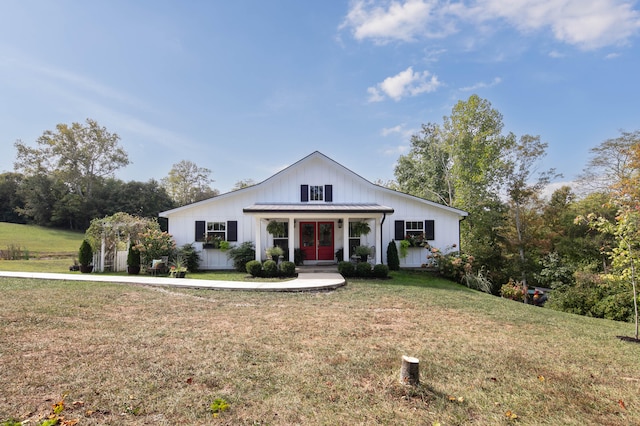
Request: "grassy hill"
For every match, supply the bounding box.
[0,223,84,257]
[0,271,638,425]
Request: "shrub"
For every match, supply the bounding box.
[356,261,372,277]
[246,260,263,277]
[373,263,389,278]
[294,248,305,265]
[387,241,399,271]
[227,242,256,272]
[135,229,176,265]
[338,261,355,277]
[279,261,296,277]
[263,260,278,277]
[78,240,93,266]
[177,243,201,272]
[127,245,141,267]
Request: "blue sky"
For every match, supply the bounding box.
[1,1,639,194]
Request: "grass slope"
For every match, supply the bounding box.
[0,222,84,258]
[0,271,638,425]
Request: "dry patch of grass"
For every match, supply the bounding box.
[0,272,638,425]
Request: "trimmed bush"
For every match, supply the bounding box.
[386,240,400,271]
[246,260,263,277]
[78,240,93,266]
[279,261,296,277]
[263,260,278,277]
[337,261,355,277]
[356,261,372,277]
[373,264,389,278]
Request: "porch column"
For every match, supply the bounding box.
[374,216,382,264]
[342,216,350,261]
[254,217,262,261]
[288,217,295,263]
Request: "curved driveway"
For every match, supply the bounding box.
[0,270,346,292]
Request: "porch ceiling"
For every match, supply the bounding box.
[243,203,394,214]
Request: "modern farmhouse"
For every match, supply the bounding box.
[159,151,468,269]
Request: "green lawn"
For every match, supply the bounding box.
[0,222,84,259]
[0,271,638,425]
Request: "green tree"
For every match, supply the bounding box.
[0,172,25,223]
[161,160,218,206]
[14,118,129,199]
[502,134,560,292]
[395,95,513,280]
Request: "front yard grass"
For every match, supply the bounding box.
[0,271,638,425]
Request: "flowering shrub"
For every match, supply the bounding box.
[428,245,472,282]
[135,229,176,265]
[500,279,525,301]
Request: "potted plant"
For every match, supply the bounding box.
[78,240,93,273]
[266,246,284,263]
[169,256,188,278]
[351,221,371,236]
[127,245,141,275]
[266,220,286,236]
[355,245,371,263]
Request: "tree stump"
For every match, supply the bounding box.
[400,355,420,385]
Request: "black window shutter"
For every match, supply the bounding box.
[195,221,205,242]
[300,184,309,202]
[325,184,333,202]
[227,220,238,242]
[394,220,405,240]
[425,220,435,240]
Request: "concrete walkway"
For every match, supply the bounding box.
[0,270,346,292]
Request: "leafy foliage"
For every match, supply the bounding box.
[386,240,400,271]
[78,240,93,266]
[227,242,256,272]
[246,260,262,277]
[177,243,201,272]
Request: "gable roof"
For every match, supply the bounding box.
[159,151,467,217]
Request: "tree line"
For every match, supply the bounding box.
[391,94,639,324]
[1,119,219,230]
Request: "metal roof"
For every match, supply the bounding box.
[243,203,394,214]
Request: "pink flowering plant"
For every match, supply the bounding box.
[427,244,474,282]
[134,229,176,265]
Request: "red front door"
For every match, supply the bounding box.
[300,221,334,261]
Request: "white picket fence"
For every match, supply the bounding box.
[92,250,128,272]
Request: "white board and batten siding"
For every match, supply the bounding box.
[160,152,467,270]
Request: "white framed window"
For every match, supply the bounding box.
[206,221,226,241]
[405,221,424,236]
[310,185,323,201]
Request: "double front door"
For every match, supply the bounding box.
[300,221,334,261]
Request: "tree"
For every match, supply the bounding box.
[232,179,256,190]
[502,134,560,292]
[395,95,513,279]
[0,172,25,223]
[14,118,130,199]
[577,130,639,194]
[161,160,218,206]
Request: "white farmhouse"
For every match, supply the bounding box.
[160,151,468,269]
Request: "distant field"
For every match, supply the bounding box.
[0,222,84,259]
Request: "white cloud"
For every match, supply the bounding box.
[472,0,640,50]
[340,0,457,43]
[381,123,416,138]
[368,67,442,102]
[459,77,502,92]
[342,0,640,50]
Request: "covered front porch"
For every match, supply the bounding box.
[242,203,394,265]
